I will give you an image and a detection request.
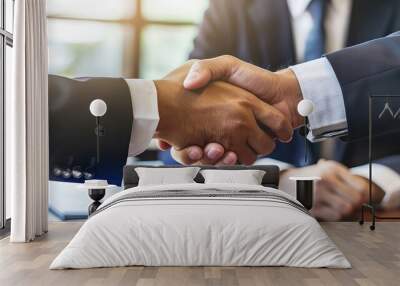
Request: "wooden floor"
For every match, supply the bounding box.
[0,222,399,286]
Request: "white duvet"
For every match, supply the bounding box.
[50,183,350,269]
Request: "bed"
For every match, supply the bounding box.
[50,165,350,269]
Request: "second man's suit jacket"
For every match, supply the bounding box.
[190,0,400,171]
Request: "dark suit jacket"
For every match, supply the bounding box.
[190,0,400,170]
[49,75,133,186]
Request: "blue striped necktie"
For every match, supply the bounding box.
[304,0,327,61]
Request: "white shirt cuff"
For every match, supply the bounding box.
[351,163,400,209]
[124,79,159,156]
[290,57,348,142]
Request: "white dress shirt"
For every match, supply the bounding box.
[125,0,400,208]
[288,0,352,62]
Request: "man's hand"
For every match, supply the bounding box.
[168,55,304,165]
[184,55,304,128]
[154,61,293,165]
[280,160,385,221]
[158,141,238,166]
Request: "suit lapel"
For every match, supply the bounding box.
[247,0,296,70]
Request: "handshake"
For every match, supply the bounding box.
[154,56,305,165]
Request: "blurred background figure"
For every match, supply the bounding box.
[160,0,400,220]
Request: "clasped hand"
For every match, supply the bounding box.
[154,56,303,165]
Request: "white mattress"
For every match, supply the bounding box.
[50,183,350,269]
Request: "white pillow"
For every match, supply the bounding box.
[200,169,266,185]
[135,167,200,186]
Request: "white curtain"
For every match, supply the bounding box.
[7,0,49,242]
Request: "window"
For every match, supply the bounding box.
[0,0,14,230]
[47,0,209,79]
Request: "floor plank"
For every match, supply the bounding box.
[0,222,399,286]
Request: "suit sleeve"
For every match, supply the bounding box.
[49,75,133,185]
[325,31,400,141]
[189,0,236,59]
[48,75,158,186]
